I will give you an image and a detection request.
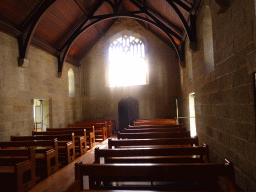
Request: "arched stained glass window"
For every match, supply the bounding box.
[108,35,148,87]
[68,68,75,97]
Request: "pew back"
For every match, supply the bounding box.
[108,137,199,149]
[117,131,191,139]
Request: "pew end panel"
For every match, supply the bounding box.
[0,148,37,192]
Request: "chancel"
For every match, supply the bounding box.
[0,0,255,191]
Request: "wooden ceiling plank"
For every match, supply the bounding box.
[73,0,89,15]
[58,0,106,76]
[18,0,57,66]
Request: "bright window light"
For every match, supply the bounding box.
[108,35,148,87]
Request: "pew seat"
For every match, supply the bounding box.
[43,129,87,156]
[74,159,241,191]
[14,134,75,165]
[0,147,37,192]
[4,139,59,178]
[68,123,107,141]
[46,127,95,149]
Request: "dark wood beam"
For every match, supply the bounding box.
[90,11,144,19]
[18,0,57,67]
[58,13,182,76]
[114,0,125,13]
[165,0,197,51]
[0,19,21,37]
[142,0,149,30]
[172,0,191,12]
[144,6,183,37]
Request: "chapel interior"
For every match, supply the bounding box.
[0,0,255,192]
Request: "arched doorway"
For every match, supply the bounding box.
[118,96,139,131]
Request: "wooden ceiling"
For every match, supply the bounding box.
[0,0,203,76]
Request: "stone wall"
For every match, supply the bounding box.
[80,18,180,130]
[0,31,82,141]
[180,0,256,191]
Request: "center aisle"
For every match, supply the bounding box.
[28,136,114,192]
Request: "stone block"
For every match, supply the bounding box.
[233,85,254,104]
[210,91,222,104]
[221,89,234,104]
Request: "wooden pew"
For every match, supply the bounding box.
[108,137,199,149]
[68,122,107,141]
[45,129,87,156]
[134,118,177,126]
[117,131,191,139]
[46,127,95,149]
[95,145,210,164]
[17,133,75,165]
[74,159,241,191]
[122,127,186,133]
[128,124,183,129]
[82,120,112,137]
[0,147,36,192]
[1,139,58,179]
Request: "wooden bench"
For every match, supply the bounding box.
[122,127,186,133]
[74,159,241,191]
[108,137,199,149]
[0,147,36,192]
[117,131,191,139]
[82,120,112,137]
[128,124,183,129]
[1,139,58,179]
[46,127,95,149]
[95,145,210,164]
[68,123,107,141]
[45,129,87,156]
[134,119,177,126]
[18,133,75,165]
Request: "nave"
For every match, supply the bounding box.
[0,119,243,192]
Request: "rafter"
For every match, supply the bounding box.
[18,0,57,67]
[58,13,182,76]
[165,0,197,51]
[172,0,191,12]
[145,6,183,37]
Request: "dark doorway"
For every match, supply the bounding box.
[118,96,139,131]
